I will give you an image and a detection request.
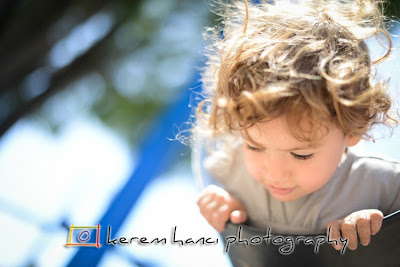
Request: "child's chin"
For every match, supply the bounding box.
[269,191,303,202]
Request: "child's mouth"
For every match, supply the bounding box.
[267,185,294,195]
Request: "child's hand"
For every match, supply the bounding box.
[326,209,383,250]
[197,185,247,232]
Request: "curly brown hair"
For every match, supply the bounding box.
[195,0,397,144]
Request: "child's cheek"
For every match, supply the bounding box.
[243,151,265,183]
[300,165,334,194]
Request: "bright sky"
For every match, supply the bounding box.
[0,116,133,266]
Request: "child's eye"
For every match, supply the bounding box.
[247,144,264,152]
[291,152,314,160]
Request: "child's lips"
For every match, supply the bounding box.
[267,185,294,195]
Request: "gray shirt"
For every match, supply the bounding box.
[192,138,400,235]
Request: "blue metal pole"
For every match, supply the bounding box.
[67,69,203,266]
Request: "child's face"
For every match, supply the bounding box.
[241,116,360,202]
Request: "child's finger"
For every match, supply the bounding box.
[204,200,219,213]
[355,212,371,246]
[197,193,209,204]
[210,204,231,232]
[370,210,383,235]
[197,185,214,198]
[197,194,211,211]
[214,210,227,231]
[211,212,224,232]
[197,185,223,203]
[197,187,214,206]
[341,216,358,250]
[326,220,342,250]
[198,197,219,222]
[230,210,247,224]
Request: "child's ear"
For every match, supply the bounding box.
[346,135,361,147]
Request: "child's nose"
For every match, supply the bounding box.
[266,157,290,183]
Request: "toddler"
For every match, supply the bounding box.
[192,0,400,251]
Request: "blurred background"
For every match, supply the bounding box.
[0,0,399,266]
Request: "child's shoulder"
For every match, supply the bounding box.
[348,149,400,166]
[346,149,400,179]
[192,132,244,186]
[203,135,243,180]
[332,149,400,215]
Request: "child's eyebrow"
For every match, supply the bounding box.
[241,131,321,151]
[245,140,320,151]
[281,144,320,151]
